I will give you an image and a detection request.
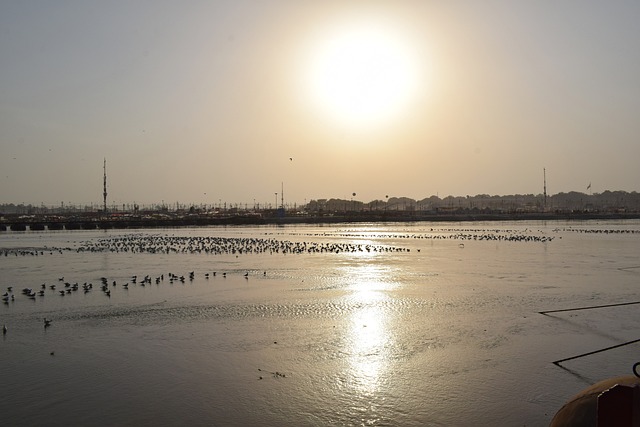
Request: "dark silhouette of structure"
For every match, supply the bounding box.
[103,158,108,214]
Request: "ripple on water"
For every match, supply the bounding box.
[58,297,430,324]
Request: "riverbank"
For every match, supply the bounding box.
[2,211,640,231]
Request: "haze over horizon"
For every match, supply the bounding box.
[2,1,639,207]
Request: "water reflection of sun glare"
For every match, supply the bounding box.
[349,304,387,395]
[344,264,394,397]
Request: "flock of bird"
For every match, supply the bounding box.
[557,228,640,234]
[278,229,557,243]
[75,235,412,255]
[1,227,635,336]
[2,235,410,335]
[3,226,638,260]
[1,228,566,259]
[1,235,410,257]
[1,269,264,335]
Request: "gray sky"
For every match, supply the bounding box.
[1,1,639,207]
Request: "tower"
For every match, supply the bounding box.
[103,158,108,213]
[543,168,547,211]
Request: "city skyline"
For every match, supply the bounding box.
[2,1,639,206]
[2,187,637,214]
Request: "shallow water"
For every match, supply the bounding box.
[2,220,640,426]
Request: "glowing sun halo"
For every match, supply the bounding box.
[306,22,419,129]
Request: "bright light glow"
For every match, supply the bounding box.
[349,305,385,395]
[341,264,396,397]
[305,21,421,130]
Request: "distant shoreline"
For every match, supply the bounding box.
[2,211,640,231]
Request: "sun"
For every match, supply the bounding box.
[305,21,420,130]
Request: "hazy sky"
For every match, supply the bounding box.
[2,1,639,207]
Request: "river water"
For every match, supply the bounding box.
[1,220,640,426]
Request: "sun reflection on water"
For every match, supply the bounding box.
[349,303,386,395]
[343,264,395,398]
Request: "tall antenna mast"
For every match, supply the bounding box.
[281,182,284,210]
[103,158,108,213]
[543,167,547,211]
